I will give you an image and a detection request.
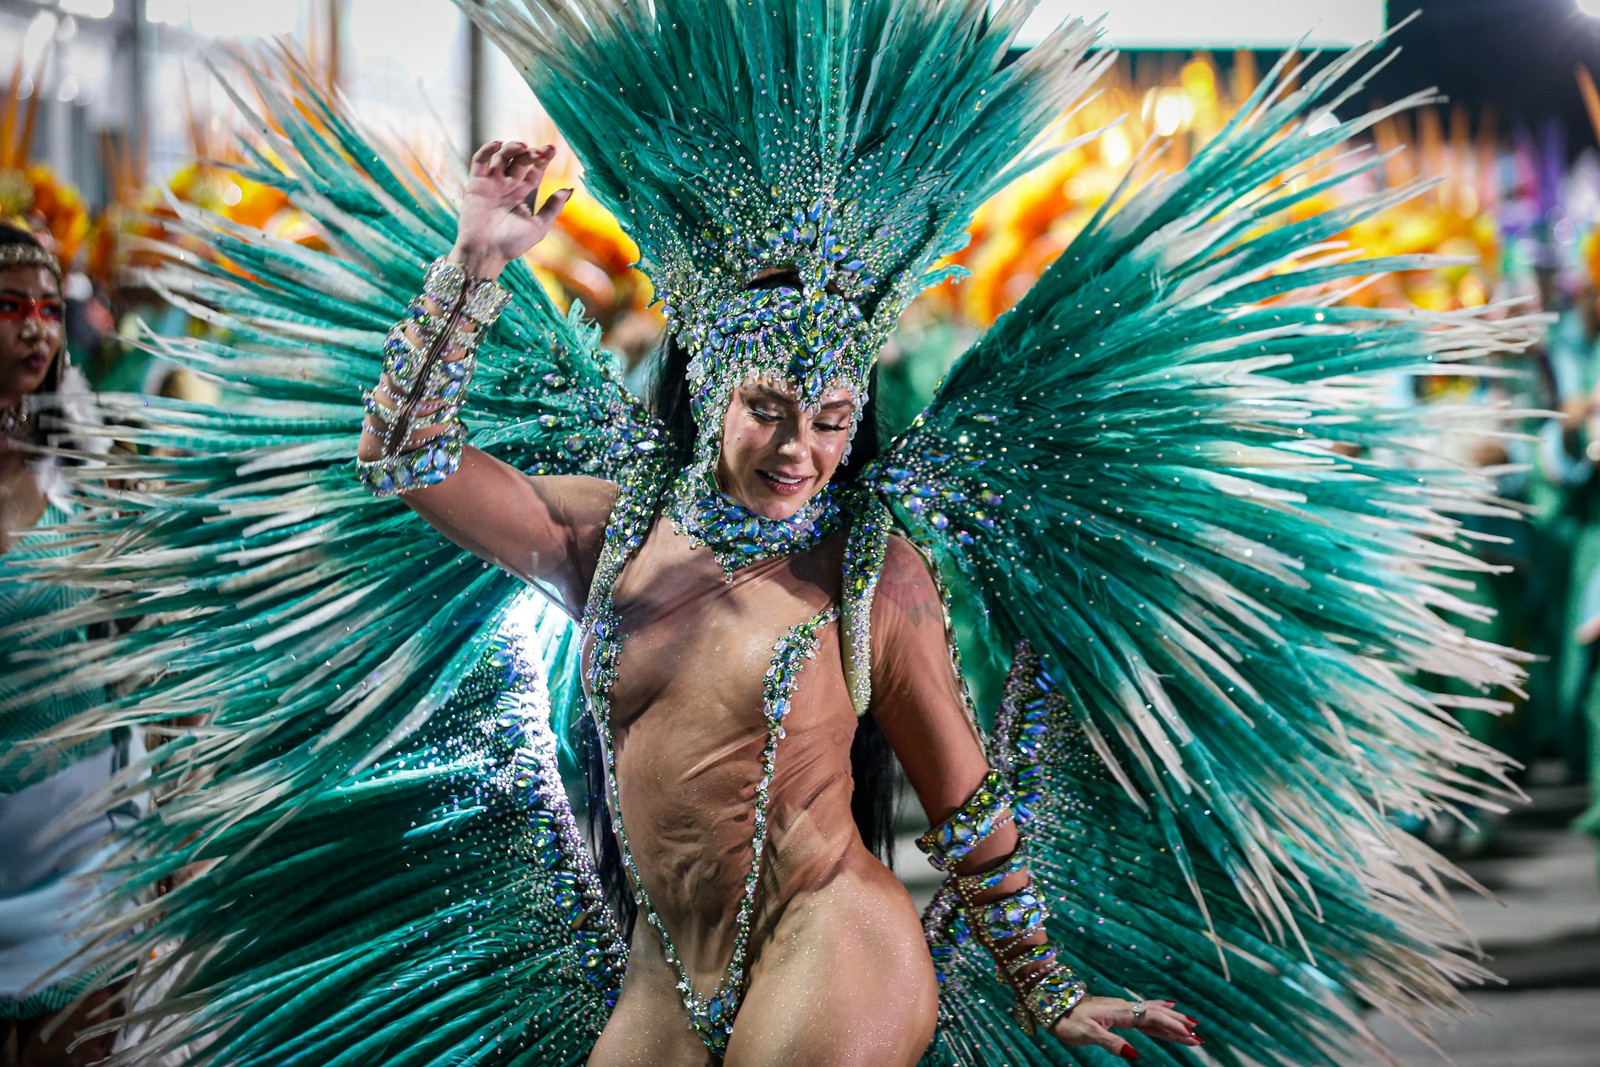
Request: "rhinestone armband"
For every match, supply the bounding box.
[915,770,1014,872]
[1015,966,1089,1036]
[358,257,511,498]
[929,775,1089,1037]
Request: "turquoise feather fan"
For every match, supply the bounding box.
[1,50,641,1066]
[870,33,1538,1067]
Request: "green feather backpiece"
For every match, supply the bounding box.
[5,4,1542,1066]
[872,34,1542,1067]
[1,49,637,1065]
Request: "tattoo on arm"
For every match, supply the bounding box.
[902,576,948,630]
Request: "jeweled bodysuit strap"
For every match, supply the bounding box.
[839,493,892,717]
[579,471,661,636]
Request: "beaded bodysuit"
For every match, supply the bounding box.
[576,479,967,1055]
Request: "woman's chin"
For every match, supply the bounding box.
[749,494,809,521]
[0,368,49,401]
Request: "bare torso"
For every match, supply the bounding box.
[584,514,936,1067]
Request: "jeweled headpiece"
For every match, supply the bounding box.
[0,240,62,279]
[464,0,1108,471]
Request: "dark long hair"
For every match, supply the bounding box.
[0,226,65,448]
[585,297,902,937]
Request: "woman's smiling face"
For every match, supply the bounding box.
[715,377,856,520]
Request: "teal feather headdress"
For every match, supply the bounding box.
[463,0,1111,454]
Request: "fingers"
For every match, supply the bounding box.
[478,140,552,181]
[1089,1021,1139,1061]
[1057,1017,1136,1059]
[1054,1008,1140,1060]
[507,143,556,187]
[533,187,575,225]
[470,140,502,177]
[1059,997,1201,1054]
[487,140,528,177]
[1108,1033,1140,1061]
[1143,1006,1201,1044]
[1130,1002,1202,1047]
[1126,1004,1203,1049]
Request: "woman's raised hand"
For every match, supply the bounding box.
[1050,996,1201,1060]
[450,140,573,280]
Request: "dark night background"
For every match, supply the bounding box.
[1374,1,1600,138]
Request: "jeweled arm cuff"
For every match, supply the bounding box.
[926,773,1089,1037]
[432,256,513,324]
[1016,967,1088,1035]
[916,770,1013,871]
[358,257,509,498]
[950,869,1087,1035]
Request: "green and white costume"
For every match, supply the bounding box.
[1,374,130,1022]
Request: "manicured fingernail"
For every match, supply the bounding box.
[1185,1016,1198,1026]
[1119,1049,1140,1061]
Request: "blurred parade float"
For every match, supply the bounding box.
[82,32,661,401]
[1,58,89,263]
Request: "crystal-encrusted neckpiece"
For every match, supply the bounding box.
[668,469,842,578]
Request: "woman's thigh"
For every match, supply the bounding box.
[586,959,718,1067]
[721,869,937,1067]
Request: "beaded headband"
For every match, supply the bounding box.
[0,242,62,279]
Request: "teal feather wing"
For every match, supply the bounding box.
[111,602,621,1067]
[4,48,635,1063]
[157,47,662,481]
[873,41,1539,1066]
[921,648,1485,1067]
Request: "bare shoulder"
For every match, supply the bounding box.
[877,534,941,602]
[873,534,947,633]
